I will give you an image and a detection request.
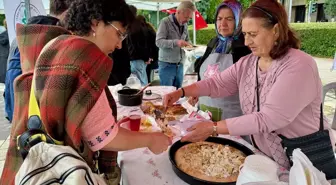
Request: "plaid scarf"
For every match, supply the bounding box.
[1,24,119,185]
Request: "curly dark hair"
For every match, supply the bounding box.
[49,0,72,16]
[64,0,135,36]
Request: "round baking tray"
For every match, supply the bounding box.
[169,137,254,185]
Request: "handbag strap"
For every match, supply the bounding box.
[255,59,324,131]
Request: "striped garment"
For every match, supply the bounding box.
[0,24,120,185]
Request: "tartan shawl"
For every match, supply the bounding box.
[0,24,119,185]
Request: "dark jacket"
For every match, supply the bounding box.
[127,26,156,62]
[4,15,59,122]
[194,33,251,80]
[107,40,131,86]
[0,30,9,83]
[147,27,159,69]
[27,15,59,25]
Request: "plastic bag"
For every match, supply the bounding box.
[126,74,141,89]
[289,149,330,185]
[169,111,212,137]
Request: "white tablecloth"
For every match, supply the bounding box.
[109,85,289,184]
[117,135,289,185]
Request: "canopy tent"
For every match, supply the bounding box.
[0,0,50,14]
[126,0,201,45]
[0,0,201,44]
[126,0,180,11]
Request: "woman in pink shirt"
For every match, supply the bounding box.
[164,0,335,169]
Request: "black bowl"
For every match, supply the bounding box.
[168,137,254,185]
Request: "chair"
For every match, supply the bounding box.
[331,52,336,71]
[322,82,336,130]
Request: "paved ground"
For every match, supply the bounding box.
[0,57,335,179]
[0,84,10,141]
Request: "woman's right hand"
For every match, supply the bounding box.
[163,89,183,108]
[147,133,172,154]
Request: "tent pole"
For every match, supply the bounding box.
[288,0,292,23]
[157,3,160,27]
[192,0,196,45]
[25,0,31,20]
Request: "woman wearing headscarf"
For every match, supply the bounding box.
[194,0,251,122]
[164,0,336,176]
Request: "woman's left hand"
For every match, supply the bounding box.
[181,121,214,142]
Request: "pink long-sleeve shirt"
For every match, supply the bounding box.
[196,48,335,159]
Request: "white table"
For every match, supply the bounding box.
[117,135,289,185]
[109,85,289,185]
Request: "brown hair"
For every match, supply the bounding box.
[242,0,300,59]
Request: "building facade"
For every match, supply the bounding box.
[283,0,332,22]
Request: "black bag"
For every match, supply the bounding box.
[279,106,336,180]
[255,59,336,180]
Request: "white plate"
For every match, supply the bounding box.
[182,46,197,51]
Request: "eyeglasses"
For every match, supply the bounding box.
[108,22,128,41]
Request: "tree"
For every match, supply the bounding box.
[239,0,254,10]
[196,0,210,21]
[206,0,225,23]
[202,0,254,23]
[137,10,169,29]
[325,0,336,18]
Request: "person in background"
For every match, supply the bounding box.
[156,1,196,89]
[107,5,137,86]
[163,0,335,170]
[192,0,250,122]
[0,19,9,83]
[0,0,171,185]
[127,15,157,86]
[4,0,72,123]
[144,18,159,83]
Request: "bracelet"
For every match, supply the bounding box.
[180,88,185,98]
[212,122,218,137]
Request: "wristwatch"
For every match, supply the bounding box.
[212,122,218,137]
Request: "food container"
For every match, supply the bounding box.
[168,137,254,185]
[117,87,143,106]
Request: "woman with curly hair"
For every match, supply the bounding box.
[0,0,171,184]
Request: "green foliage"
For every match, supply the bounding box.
[196,0,253,24]
[202,0,254,23]
[196,0,210,21]
[206,0,223,24]
[239,0,254,10]
[189,23,336,58]
[0,14,5,26]
[325,0,336,18]
[137,10,169,29]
